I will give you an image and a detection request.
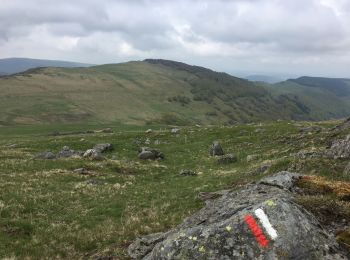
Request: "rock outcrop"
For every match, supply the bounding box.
[128,172,347,259]
[325,135,350,159]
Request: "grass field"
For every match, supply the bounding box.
[0,121,349,258]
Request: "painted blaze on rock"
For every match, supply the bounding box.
[128,172,347,259]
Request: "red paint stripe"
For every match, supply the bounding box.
[244,214,270,247]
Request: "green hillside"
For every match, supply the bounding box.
[0,59,349,126]
[265,77,350,120]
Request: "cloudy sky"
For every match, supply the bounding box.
[1,0,350,77]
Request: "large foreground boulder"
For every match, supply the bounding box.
[128,172,347,259]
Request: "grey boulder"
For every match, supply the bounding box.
[57,146,84,158]
[128,171,346,259]
[83,149,104,160]
[138,147,164,160]
[210,141,224,156]
[171,128,180,134]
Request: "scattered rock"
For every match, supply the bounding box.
[171,128,180,134]
[154,140,161,145]
[295,149,321,159]
[93,143,113,153]
[325,135,350,159]
[83,149,104,161]
[217,154,237,164]
[138,147,164,160]
[128,172,347,259]
[57,146,84,158]
[146,129,153,134]
[133,138,142,145]
[179,170,197,176]
[247,154,259,162]
[34,151,56,160]
[101,128,113,133]
[73,168,90,175]
[145,138,151,145]
[85,179,105,185]
[209,141,224,156]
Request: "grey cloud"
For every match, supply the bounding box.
[0,0,349,76]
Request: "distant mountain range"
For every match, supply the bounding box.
[0,58,92,75]
[0,58,349,125]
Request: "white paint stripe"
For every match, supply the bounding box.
[254,208,278,240]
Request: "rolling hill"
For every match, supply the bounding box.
[0,58,92,75]
[0,59,349,125]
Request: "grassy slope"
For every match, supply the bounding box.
[0,60,314,126]
[0,121,349,258]
[264,79,350,120]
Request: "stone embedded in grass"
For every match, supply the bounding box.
[34,151,56,160]
[171,128,180,134]
[209,141,224,156]
[247,154,259,162]
[295,149,321,159]
[93,143,113,153]
[145,129,153,134]
[73,168,90,175]
[101,128,113,133]
[144,138,151,145]
[83,149,104,161]
[57,146,84,158]
[179,170,197,176]
[217,154,237,164]
[138,147,164,160]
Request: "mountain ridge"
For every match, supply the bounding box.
[0,59,349,125]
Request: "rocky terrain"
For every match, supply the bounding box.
[0,118,349,259]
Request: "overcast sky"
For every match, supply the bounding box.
[1,0,350,77]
